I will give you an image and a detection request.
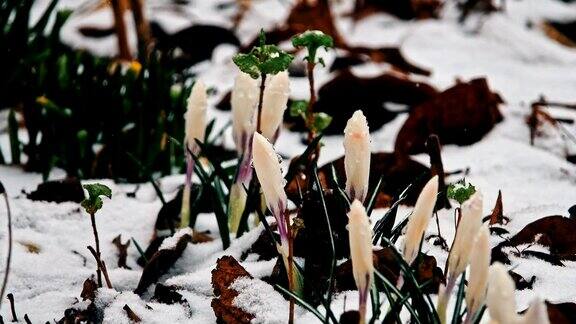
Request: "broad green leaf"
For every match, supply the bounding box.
[81,183,112,214]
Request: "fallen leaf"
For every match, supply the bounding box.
[395,78,503,154]
[134,231,193,295]
[211,256,254,324]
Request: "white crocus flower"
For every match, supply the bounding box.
[252,132,288,244]
[487,263,519,324]
[448,192,484,277]
[348,199,374,324]
[466,224,490,319]
[402,175,438,265]
[261,71,289,141]
[344,110,371,203]
[231,72,259,155]
[180,80,207,229]
[184,80,207,152]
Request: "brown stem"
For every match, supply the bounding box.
[306,61,316,143]
[129,0,152,60]
[87,246,113,289]
[285,211,295,324]
[111,0,132,61]
[6,293,17,322]
[256,74,267,134]
[89,213,102,287]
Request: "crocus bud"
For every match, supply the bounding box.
[231,72,259,155]
[402,176,438,265]
[519,298,550,324]
[185,81,207,152]
[261,71,289,141]
[487,263,518,324]
[466,224,490,317]
[344,110,371,203]
[448,192,484,277]
[252,132,288,239]
[348,199,373,324]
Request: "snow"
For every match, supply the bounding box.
[1,0,576,322]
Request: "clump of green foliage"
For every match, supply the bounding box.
[447,179,476,204]
[233,30,293,79]
[0,0,194,183]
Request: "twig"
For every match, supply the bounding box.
[23,314,31,324]
[6,293,17,322]
[111,0,132,61]
[129,0,153,60]
[87,246,113,289]
[0,183,12,312]
[123,304,142,322]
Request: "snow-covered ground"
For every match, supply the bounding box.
[1,0,576,322]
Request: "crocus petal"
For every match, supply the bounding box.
[348,200,374,294]
[448,192,484,277]
[231,72,259,154]
[487,262,519,324]
[466,224,490,316]
[261,71,289,141]
[518,298,550,324]
[184,80,207,151]
[252,132,287,223]
[344,110,371,203]
[402,175,438,265]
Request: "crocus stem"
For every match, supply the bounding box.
[437,275,457,324]
[358,286,368,324]
[180,151,195,229]
[90,212,103,287]
[228,142,254,233]
[462,311,474,324]
[256,74,267,134]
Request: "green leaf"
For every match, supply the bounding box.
[289,100,308,117]
[258,46,293,75]
[291,30,334,64]
[312,112,332,133]
[232,53,260,79]
[81,183,112,214]
[447,179,476,205]
[233,31,294,78]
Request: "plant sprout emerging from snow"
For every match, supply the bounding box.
[447,179,476,205]
[252,132,302,322]
[228,72,259,233]
[180,81,207,229]
[402,175,438,265]
[291,30,334,143]
[344,110,371,203]
[81,183,112,288]
[347,200,373,324]
[233,30,293,135]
